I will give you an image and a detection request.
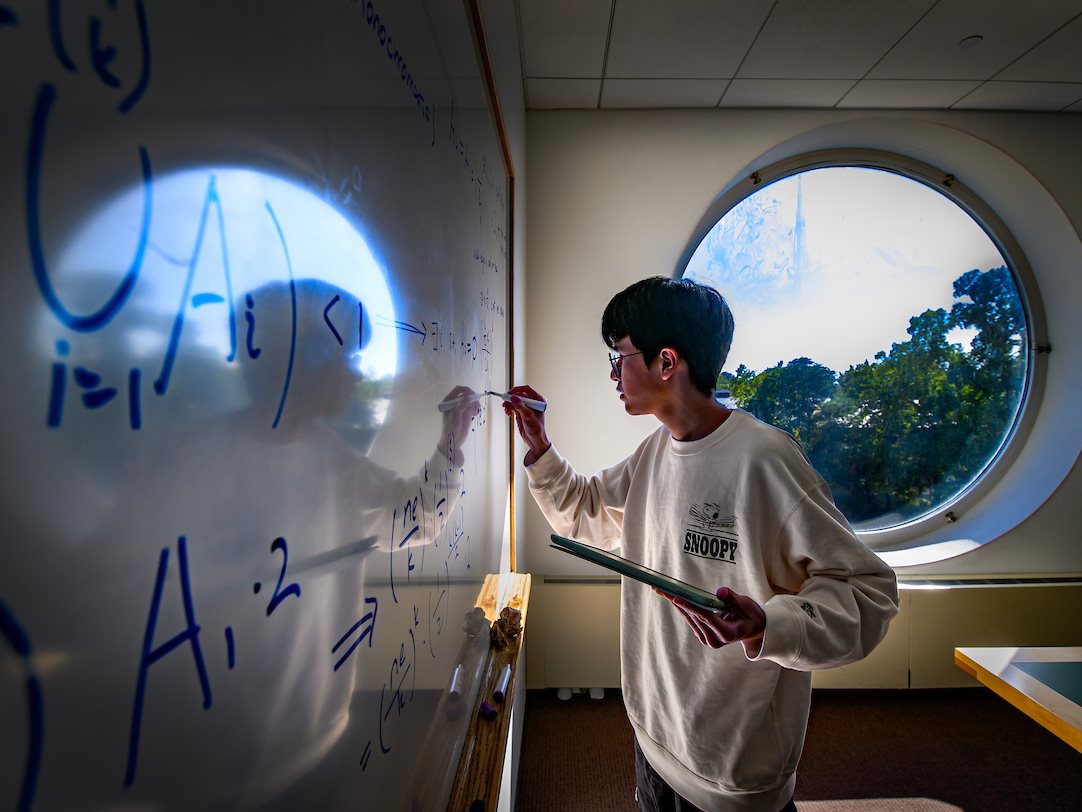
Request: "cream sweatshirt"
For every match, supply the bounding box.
[526,409,899,811]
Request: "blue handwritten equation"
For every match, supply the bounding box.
[22,0,151,434]
[449,108,508,275]
[116,515,464,789]
[480,286,506,319]
[0,598,44,812]
[122,534,311,787]
[352,0,435,145]
[389,454,469,604]
[34,164,375,433]
[18,4,398,435]
[379,313,495,375]
[96,417,475,798]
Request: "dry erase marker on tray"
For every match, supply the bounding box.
[437,390,547,412]
[445,664,467,720]
[492,664,512,702]
[448,664,464,701]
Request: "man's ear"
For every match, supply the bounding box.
[659,348,679,381]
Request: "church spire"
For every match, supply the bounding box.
[793,173,806,287]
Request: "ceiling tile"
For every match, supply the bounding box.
[737,0,935,79]
[868,0,1080,81]
[952,80,1082,110]
[520,0,611,77]
[517,0,1082,112]
[600,79,729,108]
[526,78,601,109]
[605,0,773,79]
[719,79,854,107]
[838,79,980,108]
[997,12,1082,82]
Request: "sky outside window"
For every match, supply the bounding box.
[684,167,1003,375]
[682,166,1028,532]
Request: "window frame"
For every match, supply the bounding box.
[676,148,1049,551]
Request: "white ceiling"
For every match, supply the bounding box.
[518,0,1082,112]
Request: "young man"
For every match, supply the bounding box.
[504,277,899,812]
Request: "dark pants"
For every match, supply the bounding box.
[634,742,797,812]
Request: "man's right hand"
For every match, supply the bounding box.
[503,384,550,465]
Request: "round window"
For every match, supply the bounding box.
[681,157,1032,536]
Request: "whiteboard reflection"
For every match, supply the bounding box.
[39,167,397,441]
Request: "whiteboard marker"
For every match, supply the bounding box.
[437,391,547,412]
[484,390,547,412]
[492,664,512,703]
[448,664,464,701]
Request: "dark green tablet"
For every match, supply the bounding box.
[549,533,730,613]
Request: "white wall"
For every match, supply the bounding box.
[524,577,1082,690]
[522,108,1082,579]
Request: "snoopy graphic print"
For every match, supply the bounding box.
[683,502,739,564]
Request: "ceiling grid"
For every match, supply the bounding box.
[517,0,1082,112]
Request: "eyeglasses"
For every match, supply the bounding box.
[608,350,644,378]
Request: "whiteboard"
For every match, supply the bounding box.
[0,1,511,809]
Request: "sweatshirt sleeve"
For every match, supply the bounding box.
[524,444,637,551]
[753,484,899,671]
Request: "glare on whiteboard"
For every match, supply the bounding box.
[54,167,398,380]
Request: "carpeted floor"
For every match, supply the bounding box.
[517,690,638,811]
[515,688,1081,811]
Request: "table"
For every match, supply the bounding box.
[954,646,1082,754]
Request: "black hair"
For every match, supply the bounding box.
[601,276,734,396]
